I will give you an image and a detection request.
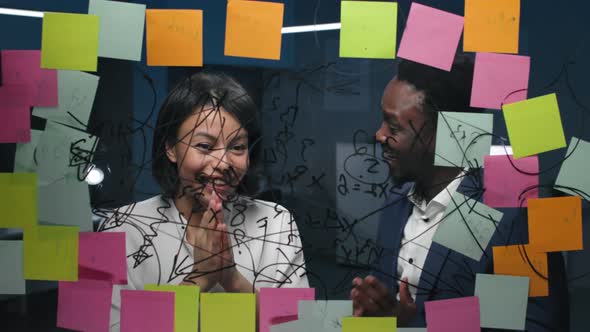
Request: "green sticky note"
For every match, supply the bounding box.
[89,0,146,61]
[434,112,494,168]
[144,284,200,332]
[0,173,37,230]
[475,274,529,330]
[201,293,255,332]
[0,241,26,294]
[14,130,43,173]
[342,317,396,332]
[298,300,353,331]
[433,192,503,261]
[340,1,397,59]
[555,137,590,200]
[38,178,92,232]
[24,225,79,281]
[503,93,567,159]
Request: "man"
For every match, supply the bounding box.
[350,55,569,331]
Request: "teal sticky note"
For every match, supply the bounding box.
[298,300,352,331]
[0,241,26,294]
[433,192,503,261]
[475,274,529,330]
[434,111,494,168]
[89,0,146,61]
[555,137,590,200]
[38,178,92,232]
[270,320,304,332]
[14,129,43,173]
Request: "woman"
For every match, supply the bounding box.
[99,72,308,330]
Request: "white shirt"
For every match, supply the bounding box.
[99,195,309,331]
[396,173,464,300]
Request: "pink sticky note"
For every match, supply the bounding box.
[397,3,464,71]
[121,290,175,332]
[484,155,539,208]
[259,288,315,332]
[57,279,113,332]
[425,296,480,332]
[1,50,58,107]
[0,84,32,143]
[471,53,530,110]
[79,232,127,284]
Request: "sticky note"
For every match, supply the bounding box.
[0,84,32,143]
[14,130,43,173]
[527,196,583,252]
[434,112,494,168]
[339,1,397,59]
[474,274,528,330]
[201,293,256,332]
[0,173,37,229]
[24,225,79,281]
[270,320,304,332]
[33,70,100,129]
[483,155,539,208]
[120,290,174,332]
[1,50,58,107]
[0,241,26,294]
[433,192,503,261]
[259,288,315,332]
[298,300,353,331]
[555,137,590,200]
[397,3,464,71]
[41,12,99,71]
[493,244,548,297]
[79,232,127,284]
[341,317,396,332]
[503,93,566,159]
[88,0,146,61]
[146,9,203,66]
[464,0,520,53]
[39,178,93,232]
[471,52,530,109]
[57,279,113,332]
[145,284,200,332]
[225,0,284,60]
[425,296,480,332]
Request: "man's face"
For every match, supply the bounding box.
[375,78,436,184]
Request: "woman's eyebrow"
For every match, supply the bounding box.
[190,132,217,140]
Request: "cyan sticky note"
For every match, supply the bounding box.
[57,279,113,332]
[24,225,79,281]
[474,274,529,330]
[120,290,175,332]
[39,178,93,232]
[260,288,315,332]
[298,300,353,331]
[14,130,43,173]
[0,241,26,294]
[555,137,590,200]
[425,296,480,332]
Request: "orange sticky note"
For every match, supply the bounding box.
[224,0,284,60]
[464,0,520,53]
[146,9,203,66]
[493,245,548,297]
[527,196,583,252]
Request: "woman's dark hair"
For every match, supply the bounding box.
[152,71,261,198]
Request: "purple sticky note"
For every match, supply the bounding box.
[1,50,58,107]
[425,296,480,332]
[79,232,127,285]
[471,53,530,110]
[57,279,113,332]
[121,290,175,332]
[259,288,315,332]
[397,3,464,71]
[0,84,32,143]
[484,155,539,208]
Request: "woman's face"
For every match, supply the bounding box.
[166,106,249,206]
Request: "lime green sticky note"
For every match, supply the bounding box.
[41,12,99,71]
[0,173,37,230]
[145,284,200,332]
[503,93,566,159]
[340,1,397,59]
[342,317,397,332]
[24,225,78,281]
[201,293,255,332]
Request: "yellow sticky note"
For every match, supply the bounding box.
[342,317,397,332]
[502,93,566,159]
[528,196,583,252]
[146,9,203,67]
[201,293,255,332]
[224,0,284,60]
[41,12,99,71]
[464,0,520,53]
[144,284,200,332]
[493,244,548,297]
[0,173,37,230]
[24,225,78,281]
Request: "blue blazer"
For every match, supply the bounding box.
[373,172,569,331]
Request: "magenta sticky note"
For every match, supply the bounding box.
[425,296,480,332]
[1,50,58,107]
[79,232,127,284]
[57,279,113,332]
[121,290,175,332]
[259,288,315,332]
[0,84,32,143]
[397,3,464,71]
[471,53,530,110]
[484,155,539,208]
